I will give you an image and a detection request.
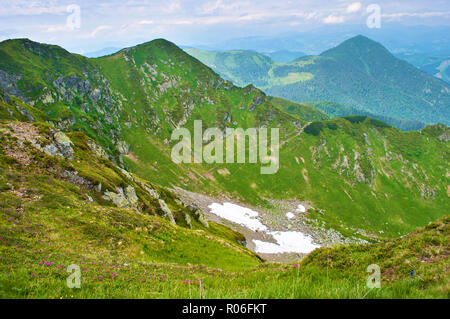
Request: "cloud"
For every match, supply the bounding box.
[90,25,112,38]
[0,2,68,16]
[346,2,362,13]
[323,14,345,24]
[139,20,154,25]
[382,11,450,20]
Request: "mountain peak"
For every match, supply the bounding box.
[320,35,391,59]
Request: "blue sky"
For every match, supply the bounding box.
[1,0,449,53]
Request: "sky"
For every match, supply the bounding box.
[1,0,449,54]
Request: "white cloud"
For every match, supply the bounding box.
[323,14,345,24]
[346,2,362,13]
[139,20,154,25]
[382,11,450,20]
[90,25,112,38]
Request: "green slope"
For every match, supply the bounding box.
[270,96,329,122]
[307,101,427,131]
[184,48,274,87]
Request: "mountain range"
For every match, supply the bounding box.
[0,37,449,298]
[186,35,450,129]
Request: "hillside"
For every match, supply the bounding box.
[186,36,450,127]
[0,38,449,248]
[184,48,274,87]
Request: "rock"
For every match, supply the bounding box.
[184,213,192,228]
[0,70,26,101]
[15,105,34,122]
[41,92,54,104]
[54,132,74,159]
[158,199,176,224]
[103,185,140,209]
[87,140,108,159]
[187,204,209,228]
[143,185,159,199]
[89,88,102,103]
[125,185,138,208]
[103,188,129,208]
[438,133,450,142]
[116,140,130,155]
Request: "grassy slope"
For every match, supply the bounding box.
[270,96,329,122]
[0,120,260,285]
[0,119,447,299]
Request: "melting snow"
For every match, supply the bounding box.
[253,231,319,254]
[208,202,320,254]
[208,202,267,232]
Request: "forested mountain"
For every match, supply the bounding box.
[187,36,450,128]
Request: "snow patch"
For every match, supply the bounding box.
[253,231,319,254]
[208,202,320,255]
[208,202,267,232]
[286,212,295,219]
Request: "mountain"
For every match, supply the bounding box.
[187,35,450,127]
[0,37,449,298]
[208,25,450,55]
[306,101,427,131]
[269,97,329,122]
[263,50,305,63]
[83,47,122,58]
[184,48,274,87]
[267,35,450,125]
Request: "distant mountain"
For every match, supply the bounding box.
[184,48,274,87]
[188,36,450,127]
[209,25,450,55]
[83,47,121,58]
[266,35,450,125]
[263,50,305,63]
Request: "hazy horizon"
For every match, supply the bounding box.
[1,1,449,54]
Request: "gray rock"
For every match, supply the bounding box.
[158,199,176,224]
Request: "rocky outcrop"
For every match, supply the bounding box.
[102,185,139,209]
[158,199,176,224]
[87,140,108,159]
[43,131,74,160]
[187,203,209,228]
